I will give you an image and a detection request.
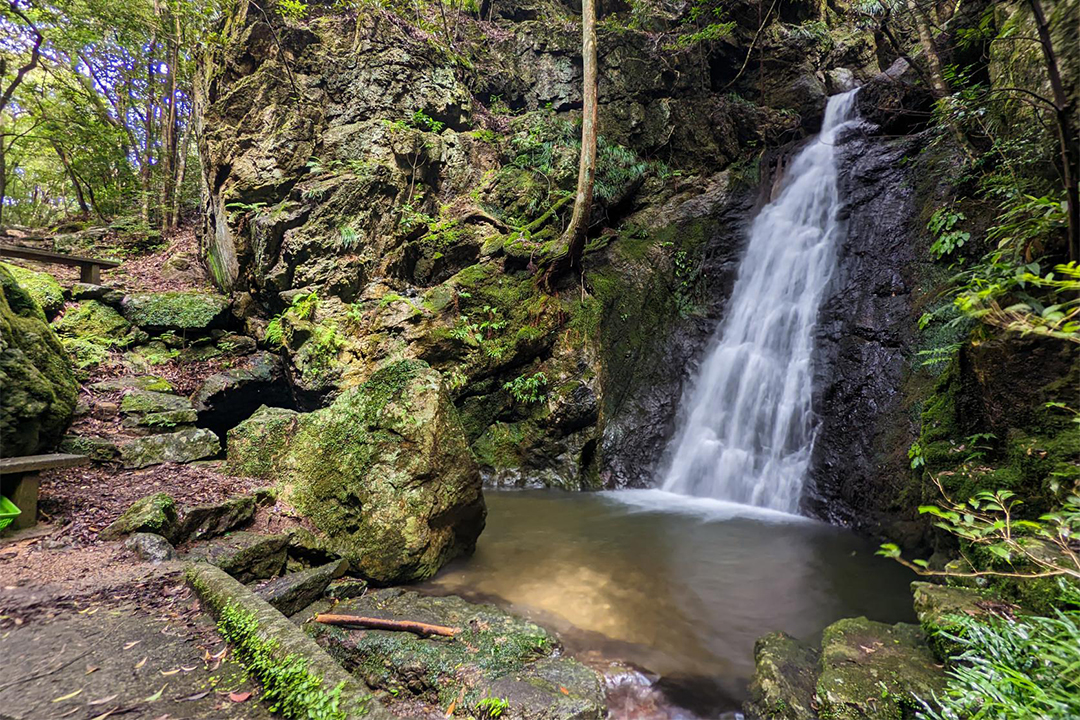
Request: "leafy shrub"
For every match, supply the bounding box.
[503,372,548,404]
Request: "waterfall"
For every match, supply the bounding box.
[661,91,860,514]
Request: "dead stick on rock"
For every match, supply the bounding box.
[314,614,458,637]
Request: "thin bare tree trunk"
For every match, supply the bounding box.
[905,0,948,97]
[142,35,158,228]
[171,110,194,228]
[51,142,90,216]
[1027,0,1078,261]
[546,0,597,287]
[160,2,181,233]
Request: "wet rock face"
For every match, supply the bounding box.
[305,588,605,719]
[0,265,78,455]
[804,128,923,532]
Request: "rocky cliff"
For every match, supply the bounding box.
[197,0,893,492]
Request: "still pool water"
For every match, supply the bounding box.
[419,489,916,716]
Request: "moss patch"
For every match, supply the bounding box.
[1,262,64,318]
[121,291,229,329]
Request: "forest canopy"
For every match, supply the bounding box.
[0,0,224,230]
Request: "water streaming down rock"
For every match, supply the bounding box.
[662,90,860,513]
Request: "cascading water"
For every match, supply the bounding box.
[661,90,860,514]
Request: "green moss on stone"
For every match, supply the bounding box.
[99,492,178,540]
[0,265,78,455]
[122,291,229,329]
[1,263,64,318]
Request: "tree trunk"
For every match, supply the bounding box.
[171,110,194,229]
[159,2,181,233]
[142,38,158,228]
[1027,0,1078,261]
[0,123,6,228]
[905,0,949,97]
[545,0,598,288]
[51,142,90,216]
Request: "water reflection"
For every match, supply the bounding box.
[420,489,915,714]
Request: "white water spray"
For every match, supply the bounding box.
[661,90,860,513]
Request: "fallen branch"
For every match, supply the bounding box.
[314,614,457,637]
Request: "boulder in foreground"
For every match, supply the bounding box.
[229,359,485,583]
[0,265,78,455]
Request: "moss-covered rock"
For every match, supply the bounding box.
[271,360,485,583]
[174,495,257,543]
[227,405,301,478]
[89,374,173,393]
[121,291,229,330]
[0,264,78,455]
[910,581,992,661]
[53,299,131,340]
[185,531,288,582]
[100,492,178,540]
[305,588,604,718]
[119,389,194,415]
[1,262,64,319]
[816,617,946,720]
[118,427,221,469]
[744,632,820,720]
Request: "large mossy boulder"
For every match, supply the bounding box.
[0,265,78,455]
[229,359,485,583]
[1,263,64,319]
[305,588,605,719]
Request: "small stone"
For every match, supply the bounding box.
[93,401,120,420]
[71,282,125,306]
[184,531,288,582]
[118,427,220,469]
[256,559,349,616]
[89,375,173,393]
[119,390,193,415]
[744,632,819,720]
[125,532,176,563]
[325,578,368,600]
[100,492,178,540]
[174,495,256,544]
[58,435,120,462]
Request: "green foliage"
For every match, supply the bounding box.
[476,696,510,719]
[212,601,351,720]
[917,581,1080,720]
[927,208,970,259]
[276,0,309,21]
[264,291,320,347]
[338,224,361,251]
[503,372,548,404]
[879,484,1080,582]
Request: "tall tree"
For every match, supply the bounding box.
[543,0,598,288]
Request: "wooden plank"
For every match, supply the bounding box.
[0,243,121,269]
[0,453,88,474]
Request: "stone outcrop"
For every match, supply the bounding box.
[195,0,886,493]
[0,264,78,456]
[304,588,605,720]
[229,360,485,583]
